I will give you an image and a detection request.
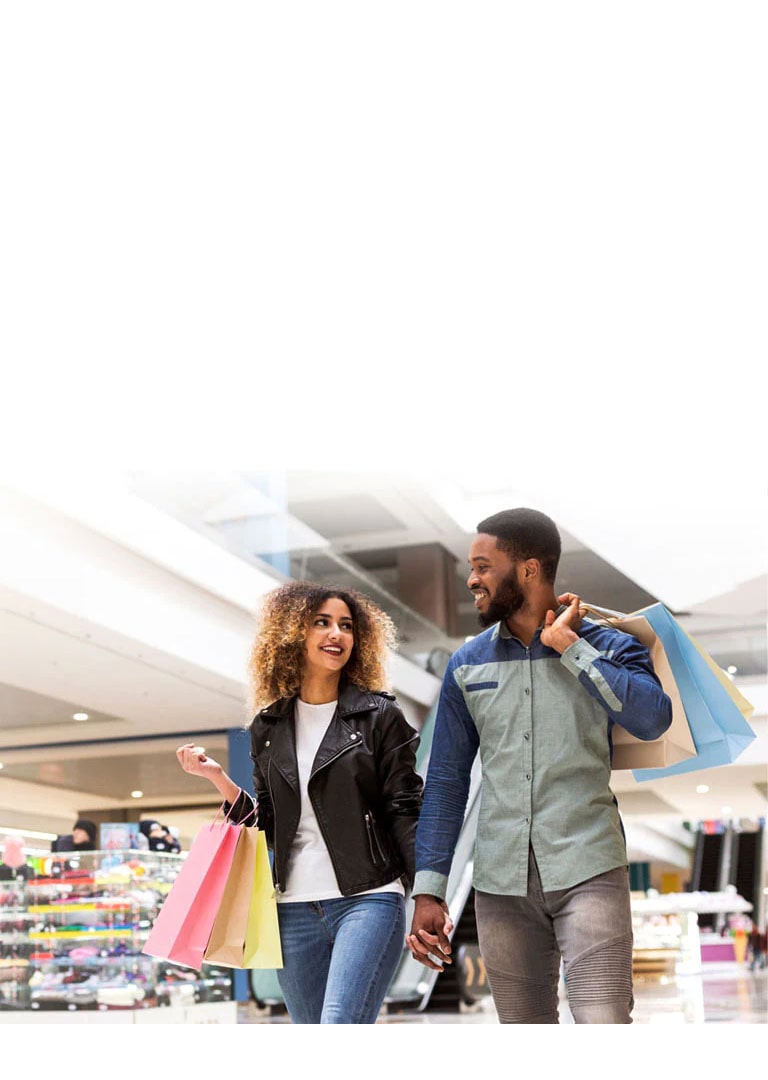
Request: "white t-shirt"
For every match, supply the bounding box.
[279,698,404,903]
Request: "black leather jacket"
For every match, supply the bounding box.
[226,682,423,897]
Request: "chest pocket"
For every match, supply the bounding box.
[461,680,505,736]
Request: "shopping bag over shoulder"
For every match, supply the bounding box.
[584,602,756,781]
[627,603,756,780]
[203,824,260,967]
[242,830,283,969]
[581,604,696,770]
[142,808,240,969]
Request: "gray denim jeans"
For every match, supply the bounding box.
[475,847,634,1023]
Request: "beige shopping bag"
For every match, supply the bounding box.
[581,604,697,770]
[203,825,259,967]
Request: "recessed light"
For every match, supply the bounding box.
[720,806,733,815]
[727,666,738,675]
[73,712,89,721]
[131,790,143,798]
[696,784,709,794]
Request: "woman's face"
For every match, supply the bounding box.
[303,596,355,678]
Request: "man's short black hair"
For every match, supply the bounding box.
[476,508,561,583]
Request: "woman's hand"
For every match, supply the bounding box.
[175,744,247,806]
[176,743,223,778]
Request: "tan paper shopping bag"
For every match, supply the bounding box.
[203,825,259,967]
[581,605,697,771]
[684,627,755,722]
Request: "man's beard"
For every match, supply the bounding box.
[477,571,526,628]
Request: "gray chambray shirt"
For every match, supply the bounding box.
[413,616,672,898]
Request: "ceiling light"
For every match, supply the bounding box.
[696,784,709,794]
[0,763,3,770]
[727,666,738,675]
[720,806,733,816]
[73,712,89,721]
[131,790,143,798]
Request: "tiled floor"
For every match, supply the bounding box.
[237,962,768,1025]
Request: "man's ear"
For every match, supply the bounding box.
[522,558,540,580]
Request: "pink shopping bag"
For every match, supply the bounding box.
[142,806,241,970]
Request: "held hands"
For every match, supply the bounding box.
[406,895,454,971]
[540,592,583,654]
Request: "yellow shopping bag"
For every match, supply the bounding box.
[243,831,283,969]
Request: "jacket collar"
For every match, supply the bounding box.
[260,681,380,721]
[257,682,381,789]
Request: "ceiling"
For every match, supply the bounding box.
[0,471,765,882]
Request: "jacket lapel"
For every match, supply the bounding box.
[310,684,378,776]
[261,700,300,791]
[263,684,379,782]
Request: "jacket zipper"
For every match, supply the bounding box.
[364,812,386,864]
[266,759,282,893]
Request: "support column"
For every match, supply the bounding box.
[397,544,458,635]
[228,725,255,1001]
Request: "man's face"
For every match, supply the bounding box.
[467,533,525,628]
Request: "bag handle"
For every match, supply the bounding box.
[580,601,629,621]
[213,791,257,827]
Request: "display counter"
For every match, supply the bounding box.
[0,848,235,1022]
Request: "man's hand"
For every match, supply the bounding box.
[406,895,454,971]
[540,592,583,654]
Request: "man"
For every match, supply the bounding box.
[52,818,98,852]
[406,508,672,1023]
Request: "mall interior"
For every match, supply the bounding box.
[0,470,765,1027]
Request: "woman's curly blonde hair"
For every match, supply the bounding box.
[245,580,398,720]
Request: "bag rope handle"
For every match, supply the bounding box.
[212,792,257,826]
[579,601,629,621]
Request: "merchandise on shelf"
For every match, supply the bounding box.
[0,849,233,1013]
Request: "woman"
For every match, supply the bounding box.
[176,580,428,1024]
[139,820,181,853]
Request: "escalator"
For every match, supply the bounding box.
[734,827,763,919]
[690,830,723,929]
[249,701,483,1013]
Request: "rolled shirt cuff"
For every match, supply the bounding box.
[412,869,449,902]
[559,637,601,677]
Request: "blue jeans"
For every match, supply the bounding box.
[276,893,405,1024]
[475,848,634,1023]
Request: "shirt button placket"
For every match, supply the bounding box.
[523,650,533,835]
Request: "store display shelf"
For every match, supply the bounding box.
[0,849,234,1017]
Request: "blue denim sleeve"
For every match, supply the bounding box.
[560,626,672,740]
[413,659,480,900]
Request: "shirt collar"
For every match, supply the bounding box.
[498,603,568,640]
